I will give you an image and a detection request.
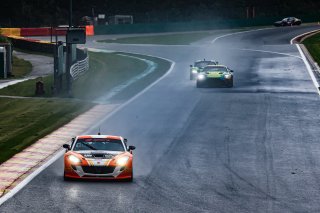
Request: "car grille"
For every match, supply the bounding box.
[82,153,115,159]
[82,166,115,174]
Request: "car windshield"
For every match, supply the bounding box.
[194,61,215,68]
[203,66,227,72]
[73,138,125,151]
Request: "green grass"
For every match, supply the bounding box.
[109,53,171,102]
[11,56,32,77]
[0,76,53,97]
[0,98,92,164]
[303,32,320,64]
[73,52,171,101]
[0,52,171,102]
[73,52,147,100]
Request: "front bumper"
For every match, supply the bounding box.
[64,165,132,180]
[197,77,232,87]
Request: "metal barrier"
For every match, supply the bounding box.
[70,54,89,80]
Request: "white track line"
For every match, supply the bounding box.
[290,29,320,44]
[0,150,65,206]
[230,47,302,59]
[4,27,317,205]
[96,54,158,102]
[211,27,274,44]
[86,53,175,133]
[0,52,175,207]
[296,44,320,95]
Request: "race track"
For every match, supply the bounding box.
[1,25,320,212]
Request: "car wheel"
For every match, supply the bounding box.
[190,73,194,80]
[126,170,133,182]
[228,80,233,88]
[196,81,202,88]
[63,171,72,181]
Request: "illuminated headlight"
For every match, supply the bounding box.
[224,74,232,79]
[68,155,81,164]
[192,69,198,74]
[198,74,205,80]
[116,156,129,166]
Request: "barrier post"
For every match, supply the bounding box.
[66,43,73,97]
[0,47,6,78]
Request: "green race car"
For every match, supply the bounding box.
[189,60,218,80]
[196,65,234,88]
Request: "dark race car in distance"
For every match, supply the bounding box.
[196,65,233,88]
[274,17,301,27]
[189,59,218,80]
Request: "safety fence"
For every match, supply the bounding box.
[70,53,89,80]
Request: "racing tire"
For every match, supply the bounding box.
[196,81,202,88]
[63,172,72,181]
[127,176,133,182]
[125,170,133,182]
[190,73,195,80]
[227,80,233,88]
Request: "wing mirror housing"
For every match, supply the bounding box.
[128,145,136,151]
[63,144,71,150]
[190,65,193,67]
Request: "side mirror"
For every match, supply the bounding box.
[190,65,192,67]
[215,61,219,64]
[128,145,136,151]
[230,70,234,73]
[63,144,71,150]
[71,137,75,142]
[124,138,128,143]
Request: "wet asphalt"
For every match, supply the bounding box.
[1,25,320,213]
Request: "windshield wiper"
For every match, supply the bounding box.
[79,141,97,150]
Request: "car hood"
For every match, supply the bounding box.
[75,150,124,157]
[204,71,225,78]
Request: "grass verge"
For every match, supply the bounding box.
[73,52,171,102]
[0,52,171,102]
[0,98,92,164]
[303,32,320,64]
[11,55,32,77]
[0,51,170,163]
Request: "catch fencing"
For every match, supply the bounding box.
[70,51,89,80]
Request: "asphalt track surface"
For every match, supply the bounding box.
[2,25,320,213]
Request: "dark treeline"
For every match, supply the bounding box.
[0,0,319,27]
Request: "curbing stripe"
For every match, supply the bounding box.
[290,29,320,44]
[296,44,320,95]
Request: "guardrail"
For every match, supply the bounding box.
[70,53,89,80]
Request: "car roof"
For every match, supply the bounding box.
[77,135,122,140]
[204,65,227,68]
[195,60,215,63]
